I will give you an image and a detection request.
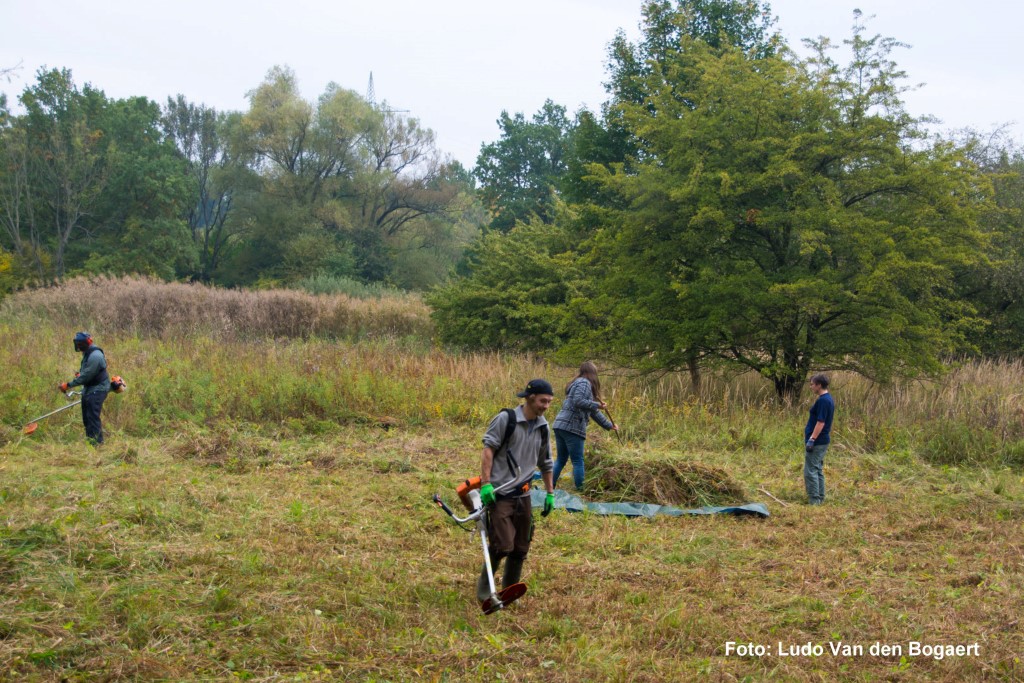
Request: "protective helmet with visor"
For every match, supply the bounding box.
[73,331,93,352]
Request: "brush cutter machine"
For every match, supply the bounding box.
[22,376,127,435]
[433,477,527,615]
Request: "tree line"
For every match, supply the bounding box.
[0,66,481,291]
[3,1,1024,398]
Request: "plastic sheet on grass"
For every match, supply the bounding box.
[530,488,769,518]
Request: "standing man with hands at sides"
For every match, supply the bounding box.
[803,373,835,506]
[476,379,556,606]
[58,331,110,445]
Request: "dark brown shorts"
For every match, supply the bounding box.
[488,495,534,558]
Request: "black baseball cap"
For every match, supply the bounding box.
[516,379,554,397]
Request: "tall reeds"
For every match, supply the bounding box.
[1,275,433,341]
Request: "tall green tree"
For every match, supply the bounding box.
[225,66,475,287]
[953,130,1024,354]
[579,16,989,398]
[346,108,470,283]
[227,67,375,284]
[563,1,780,213]
[0,121,46,279]
[163,96,250,282]
[474,100,572,232]
[79,95,196,279]
[18,68,109,279]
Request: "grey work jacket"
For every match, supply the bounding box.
[551,378,613,438]
[482,405,553,497]
[68,347,109,397]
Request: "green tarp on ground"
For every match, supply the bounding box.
[530,488,769,518]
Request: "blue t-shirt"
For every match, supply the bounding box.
[804,392,835,444]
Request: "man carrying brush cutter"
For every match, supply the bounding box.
[476,379,557,605]
[58,332,109,445]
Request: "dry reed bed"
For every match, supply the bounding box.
[1,275,433,341]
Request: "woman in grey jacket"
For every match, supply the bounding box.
[552,361,618,490]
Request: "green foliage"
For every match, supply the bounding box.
[82,217,197,279]
[474,100,572,232]
[295,272,405,299]
[577,17,990,397]
[956,134,1024,355]
[427,218,580,351]
[0,65,478,291]
[162,96,250,283]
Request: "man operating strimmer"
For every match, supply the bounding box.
[476,379,557,606]
[59,331,110,445]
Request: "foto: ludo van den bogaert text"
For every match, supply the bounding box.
[724,641,981,660]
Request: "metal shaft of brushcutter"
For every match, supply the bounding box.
[467,489,499,599]
[27,391,83,422]
[433,489,501,603]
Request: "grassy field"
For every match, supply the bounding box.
[2,280,1023,681]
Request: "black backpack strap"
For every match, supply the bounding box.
[496,408,520,477]
[497,408,517,454]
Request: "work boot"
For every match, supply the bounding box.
[502,555,525,588]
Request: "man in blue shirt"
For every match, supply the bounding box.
[803,373,835,505]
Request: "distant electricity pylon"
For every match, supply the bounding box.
[366,72,409,114]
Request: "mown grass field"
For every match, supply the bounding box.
[2,280,1023,681]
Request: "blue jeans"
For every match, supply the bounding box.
[553,428,586,490]
[804,443,828,504]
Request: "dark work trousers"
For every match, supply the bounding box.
[488,495,534,561]
[81,391,109,444]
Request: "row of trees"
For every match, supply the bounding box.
[0,66,480,291]
[434,1,1024,398]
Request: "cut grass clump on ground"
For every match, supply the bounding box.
[584,449,745,507]
[169,428,276,472]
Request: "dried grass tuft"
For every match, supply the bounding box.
[0,423,19,446]
[585,450,745,507]
[169,429,275,472]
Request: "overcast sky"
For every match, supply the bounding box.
[2,0,1021,168]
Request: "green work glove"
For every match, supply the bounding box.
[480,483,496,506]
[541,492,555,517]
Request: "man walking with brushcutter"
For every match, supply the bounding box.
[476,379,557,606]
[58,332,110,445]
[803,373,835,505]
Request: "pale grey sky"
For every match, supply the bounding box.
[2,0,1021,167]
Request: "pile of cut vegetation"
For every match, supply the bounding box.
[169,428,276,473]
[585,450,745,507]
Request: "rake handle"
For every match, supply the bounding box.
[603,404,623,444]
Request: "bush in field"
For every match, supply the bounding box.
[1,275,432,341]
[294,273,406,299]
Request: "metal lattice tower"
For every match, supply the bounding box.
[365,71,408,114]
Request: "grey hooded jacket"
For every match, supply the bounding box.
[551,378,613,438]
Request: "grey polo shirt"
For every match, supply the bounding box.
[482,405,554,497]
